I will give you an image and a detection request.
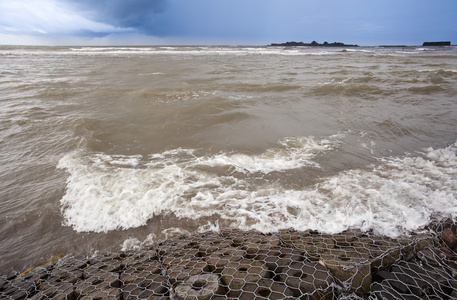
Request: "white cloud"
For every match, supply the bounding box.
[0,31,176,46]
[0,0,132,36]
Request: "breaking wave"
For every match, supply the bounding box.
[58,136,457,238]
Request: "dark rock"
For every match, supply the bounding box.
[440,246,457,259]
[0,276,9,290]
[5,289,29,300]
[417,248,444,267]
[60,257,88,270]
[442,228,457,249]
[48,265,83,285]
[373,270,414,295]
[391,260,455,297]
[12,277,37,296]
[6,271,18,281]
[36,281,74,300]
[370,281,419,300]
[75,277,120,299]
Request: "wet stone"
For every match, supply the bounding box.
[276,230,302,243]
[166,259,211,284]
[333,231,360,246]
[122,250,159,268]
[158,238,198,256]
[240,279,295,299]
[36,280,75,299]
[122,274,168,299]
[257,248,304,275]
[4,227,457,299]
[4,289,29,300]
[81,287,120,300]
[290,236,335,258]
[442,228,457,249]
[75,277,121,299]
[279,261,333,299]
[374,270,417,295]
[370,281,415,300]
[25,268,50,282]
[90,260,123,273]
[48,266,83,285]
[241,234,281,255]
[417,247,447,267]
[162,248,200,267]
[123,260,162,277]
[174,273,224,300]
[9,277,37,297]
[390,260,454,296]
[5,271,18,281]
[59,257,88,270]
[0,276,9,290]
[412,236,435,253]
[374,248,402,268]
[320,249,371,294]
[89,253,123,265]
[205,247,245,273]
[198,238,233,256]
[221,259,269,292]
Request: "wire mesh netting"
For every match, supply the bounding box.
[1,219,457,299]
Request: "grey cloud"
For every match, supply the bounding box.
[66,0,168,33]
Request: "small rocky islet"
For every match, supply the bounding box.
[1,219,457,299]
[269,40,452,47]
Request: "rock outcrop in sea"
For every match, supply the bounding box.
[422,41,451,46]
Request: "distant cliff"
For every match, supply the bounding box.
[422,41,451,46]
[270,41,359,47]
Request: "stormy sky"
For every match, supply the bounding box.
[0,0,456,45]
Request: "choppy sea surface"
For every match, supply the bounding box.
[1,45,456,271]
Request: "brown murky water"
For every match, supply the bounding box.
[1,45,456,272]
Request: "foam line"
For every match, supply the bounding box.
[58,137,457,237]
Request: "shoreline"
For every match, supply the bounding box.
[2,220,457,299]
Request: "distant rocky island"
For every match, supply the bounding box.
[270,41,452,47]
[422,41,451,46]
[270,41,359,47]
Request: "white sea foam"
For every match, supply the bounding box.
[58,136,457,238]
[51,46,345,57]
[197,135,341,173]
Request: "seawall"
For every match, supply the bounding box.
[1,220,457,299]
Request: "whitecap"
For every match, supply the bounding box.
[58,138,457,238]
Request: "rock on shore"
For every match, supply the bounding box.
[1,220,457,299]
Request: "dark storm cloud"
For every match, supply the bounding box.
[1,0,456,46]
[65,0,168,33]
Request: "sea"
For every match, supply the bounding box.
[1,45,456,272]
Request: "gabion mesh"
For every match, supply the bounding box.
[2,219,457,299]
